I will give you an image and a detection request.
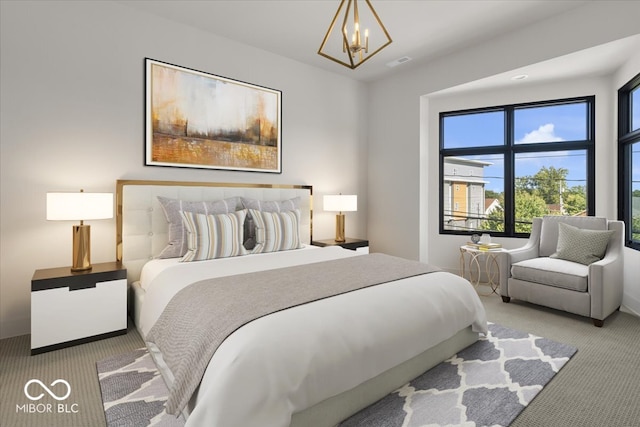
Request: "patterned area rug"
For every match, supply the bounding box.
[96,348,184,427]
[340,323,577,426]
[96,323,576,427]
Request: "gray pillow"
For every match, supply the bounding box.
[157,196,238,259]
[240,197,300,212]
[240,197,300,250]
[550,222,614,265]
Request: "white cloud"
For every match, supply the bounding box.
[516,123,564,144]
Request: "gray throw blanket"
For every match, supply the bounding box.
[146,253,440,415]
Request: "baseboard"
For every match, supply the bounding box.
[0,316,30,340]
[620,294,640,318]
[31,329,127,355]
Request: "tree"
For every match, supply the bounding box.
[515,176,537,194]
[633,215,640,242]
[480,205,504,232]
[515,190,548,233]
[563,186,587,216]
[532,166,568,205]
[633,190,640,242]
[476,166,589,234]
[480,190,547,233]
[485,189,501,200]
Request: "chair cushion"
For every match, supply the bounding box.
[511,257,589,292]
[550,222,614,265]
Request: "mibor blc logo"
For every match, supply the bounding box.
[24,379,71,401]
[16,379,79,414]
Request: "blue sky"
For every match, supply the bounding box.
[444,103,589,193]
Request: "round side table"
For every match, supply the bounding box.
[459,245,504,296]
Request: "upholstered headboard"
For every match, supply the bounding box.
[116,180,313,283]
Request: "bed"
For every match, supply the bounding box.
[116,179,487,427]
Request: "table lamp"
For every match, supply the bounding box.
[46,190,113,271]
[323,194,357,243]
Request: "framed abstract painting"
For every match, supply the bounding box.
[145,58,282,173]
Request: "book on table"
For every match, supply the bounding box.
[466,242,502,251]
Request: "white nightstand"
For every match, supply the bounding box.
[31,262,127,355]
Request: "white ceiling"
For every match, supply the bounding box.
[118,0,639,88]
[435,33,640,96]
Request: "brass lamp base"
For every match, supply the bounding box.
[71,224,92,271]
[335,213,346,243]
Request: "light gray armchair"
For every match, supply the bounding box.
[499,216,624,327]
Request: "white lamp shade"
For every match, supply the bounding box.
[323,194,357,212]
[46,192,113,221]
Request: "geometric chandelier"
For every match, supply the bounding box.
[318,0,392,70]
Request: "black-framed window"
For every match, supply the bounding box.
[440,96,595,237]
[618,73,640,251]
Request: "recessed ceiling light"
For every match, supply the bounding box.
[386,56,412,68]
[511,74,529,81]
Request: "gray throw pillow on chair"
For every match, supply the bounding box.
[550,222,614,265]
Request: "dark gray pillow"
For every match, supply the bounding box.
[157,196,238,259]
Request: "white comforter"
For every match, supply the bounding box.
[139,245,355,337]
[139,246,487,427]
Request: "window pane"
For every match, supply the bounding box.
[514,102,587,144]
[632,141,640,243]
[632,86,640,132]
[443,154,504,232]
[442,111,504,149]
[514,150,587,233]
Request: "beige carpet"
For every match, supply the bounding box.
[0,321,143,427]
[1,297,639,427]
[481,295,640,427]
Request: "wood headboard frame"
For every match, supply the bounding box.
[116,179,313,283]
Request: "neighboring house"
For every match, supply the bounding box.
[546,203,564,215]
[443,157,492,231]
[485,198,501,215]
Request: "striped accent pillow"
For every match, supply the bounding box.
[180,210,247,262]
[157,196,238,259]
[249,209,302,254]
[240,197,301,251]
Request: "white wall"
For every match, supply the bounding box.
[614,51,640,317]
[369,1,640,260]
[0,1,368,339]
[2,1,639,340]
[424,56,640,315]
[368,2,640,310]
[426,75,615,268]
